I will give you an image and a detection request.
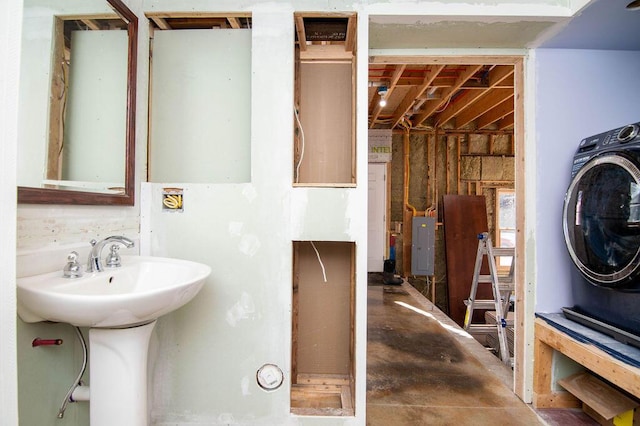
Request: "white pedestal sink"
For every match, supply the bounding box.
[17,256,211,426]
[89,322,156,425]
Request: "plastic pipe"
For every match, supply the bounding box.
[71,385,90,402]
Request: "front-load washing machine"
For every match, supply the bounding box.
[562,121,640,347]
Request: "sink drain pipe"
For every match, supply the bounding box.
[58,326,88,418]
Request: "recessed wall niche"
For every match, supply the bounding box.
[291,241,356,416]
[293,13,357,186]
[147,14,252,183]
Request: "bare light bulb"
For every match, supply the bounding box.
[379,99,387,107]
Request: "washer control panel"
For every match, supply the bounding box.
[571,121,640,177]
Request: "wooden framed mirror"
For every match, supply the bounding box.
[17,0,137,205]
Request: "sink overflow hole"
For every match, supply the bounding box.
[109,277,114,284]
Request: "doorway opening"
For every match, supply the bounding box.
[367,55,526,397]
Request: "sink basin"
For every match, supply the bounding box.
[17,256,211,328]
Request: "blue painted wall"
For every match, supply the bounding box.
[534,48,640,312]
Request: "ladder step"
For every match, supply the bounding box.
[466,300,497,310]
[467,320,514,333]
[492,248,515,256]
[467,233,515,366]
[467,324,501,333]
[466,299,511,309]
[477,276,514,286]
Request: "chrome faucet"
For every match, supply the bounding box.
[87,236,135,273]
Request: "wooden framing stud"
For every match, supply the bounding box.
[151,17,171,30]
[81,19,101,30]
[295,15,307,51]
[299,44,353,62]
[227,17,240,29]
[344,15,356,52]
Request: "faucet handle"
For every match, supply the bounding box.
[105,244,122,268]
[63,251,83,278]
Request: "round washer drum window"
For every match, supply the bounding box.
[563,153,640,289]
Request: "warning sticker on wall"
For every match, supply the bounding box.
[368,129,392,163]
[162,188,183,212]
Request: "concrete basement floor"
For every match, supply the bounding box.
[366,275,545,426]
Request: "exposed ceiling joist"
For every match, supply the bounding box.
[433,65,514,126]
[390,64,444,129]
[412,65,483,127]
[497,113,515,130]
[369,64,405,128]
[454,88,513,128]
[369,60,516,131]
[476,95,514,129]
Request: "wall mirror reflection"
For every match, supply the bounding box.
[18,0,137,205]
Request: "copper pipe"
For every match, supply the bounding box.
[403,129,417,216]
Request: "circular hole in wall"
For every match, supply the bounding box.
[256,364,284,391]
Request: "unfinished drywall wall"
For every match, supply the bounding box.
[149,29,251,183]
[141,6,368,425]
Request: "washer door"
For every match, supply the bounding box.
[563,152,640,289]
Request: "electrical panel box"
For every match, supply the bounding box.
[411,216,435,276]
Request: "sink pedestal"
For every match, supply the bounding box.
[89,321,156,426]
[16,255,211,424]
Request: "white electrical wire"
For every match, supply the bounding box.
[310,241,327,283]
[293,107,326,283]
[294,107,305,183]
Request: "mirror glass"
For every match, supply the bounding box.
[17,0,137,205]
